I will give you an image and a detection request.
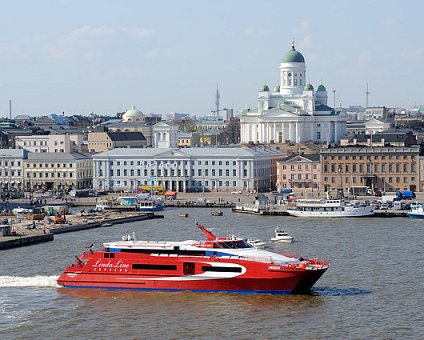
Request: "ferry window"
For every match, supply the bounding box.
[202,266,242,273]
[132,264,177,270]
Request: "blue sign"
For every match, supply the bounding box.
[147,177,156,182]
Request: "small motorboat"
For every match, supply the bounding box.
[100,222,113,227]
[246,238,267,249]
[211,210,223,216]
[179,213,189,218]
[270,228,294,243]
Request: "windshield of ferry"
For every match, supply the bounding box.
[213,240,252,249]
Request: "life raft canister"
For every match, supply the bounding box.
[299,262,307,270]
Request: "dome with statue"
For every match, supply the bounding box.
[122,105,145,123]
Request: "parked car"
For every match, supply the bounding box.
[374,190,382,197]
[231,190,242,194]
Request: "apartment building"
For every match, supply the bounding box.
[320,146,420,194]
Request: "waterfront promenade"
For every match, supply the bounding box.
[1,190,421,246]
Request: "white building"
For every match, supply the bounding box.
[153,121,178,148]
[240,41,347,145]
[24,152,93,191]
[0,149,27,192]
[15,134,83,153]
[92,146,284,193]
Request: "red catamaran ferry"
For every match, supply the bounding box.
[57,223,329,294]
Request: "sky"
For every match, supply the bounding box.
[0,0,423,118]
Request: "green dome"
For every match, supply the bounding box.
[282,43,305,63]
[304,83,314,91]
[317,84,327,91]
[274,85,280,92]
[260,84,270,92]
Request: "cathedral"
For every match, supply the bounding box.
[240,41,347,144]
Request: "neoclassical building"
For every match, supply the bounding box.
[240,41,347,144]
[92,146,284,193]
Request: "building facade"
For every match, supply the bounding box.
[276,154,320,192]
[240,41,347,145]
[15,134,83,153]
[24,152,93,192]
[92,146,284,193]
[320,146,420,194]
[0,149,27,193]
[88,130,147,153]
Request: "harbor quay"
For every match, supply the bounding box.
[1,188,421,249]
[0,208,163,250]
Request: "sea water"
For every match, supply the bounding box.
[1,208,423,339]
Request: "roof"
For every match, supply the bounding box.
[282,43,305,63]
[95,146,284,159]
[260,84,270,92]
[27,152,91,161]
[107,131,146,141]
[281,153,320,162]
[317,84,326,92]
[304,83,314,91]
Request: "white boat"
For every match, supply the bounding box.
[270,228,294,243]
[232,195,269,215]
[286,199,374,217]
[246,238,267,248]
[139,197,164,212]
[408,203,424,218]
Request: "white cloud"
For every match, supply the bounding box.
[400,47,424,60]
[46,25,153,59]
[300,21,311,33]
[358,51,373,66]
[299,35,314,49]
[243,27,272,38]
[382,18,399,25]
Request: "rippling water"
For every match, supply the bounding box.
[1,208,423,339]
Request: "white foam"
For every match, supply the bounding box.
[0,275,60,288]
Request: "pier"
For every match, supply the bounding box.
[0,233,54,250]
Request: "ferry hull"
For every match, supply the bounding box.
[57,268,327,294]
[57,252,328,294]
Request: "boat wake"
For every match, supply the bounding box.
[0,275,60,288]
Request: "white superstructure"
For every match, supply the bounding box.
[287,199,374,217]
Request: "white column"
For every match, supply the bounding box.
[281,122,285,143]
[334,121,338,143]
[273,123,277,142]
[295,122,299,143]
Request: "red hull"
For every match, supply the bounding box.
[57,251,328,294]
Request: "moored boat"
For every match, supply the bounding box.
[211,210,223,216]
[139,197,164,212]
[408,203,424,218]
[57,223,329,294]
[287,199,374,217]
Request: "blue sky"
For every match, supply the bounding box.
[0,0,423,117]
